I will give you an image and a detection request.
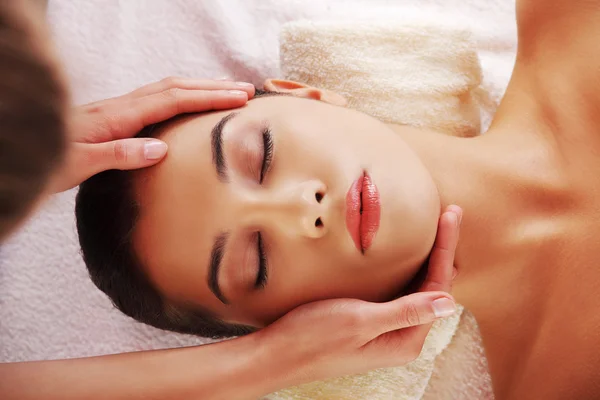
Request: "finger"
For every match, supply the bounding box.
[123,77,255,99]
[365,291,456,335]
[447,205,462,280]
[363,291,459,361]
[80,78,255,112]
[76,138,168,179]
[102,89,249,140]
[419,206,462,293]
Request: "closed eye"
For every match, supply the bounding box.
[255,232,268,289]
[260,128,274,184]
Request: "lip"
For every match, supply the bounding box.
[345,171,381,253]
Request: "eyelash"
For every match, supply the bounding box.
[254,128,273,290]
[259,128,274,184]
[255,232,268,289]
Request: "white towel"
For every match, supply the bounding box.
[2,1,516,399]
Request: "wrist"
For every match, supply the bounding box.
[234,331,301,398]
[185,332,298,400]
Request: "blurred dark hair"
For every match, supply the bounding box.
[0,1,68,240]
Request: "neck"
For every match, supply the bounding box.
[389,125,561,320]
[389,124,578,391]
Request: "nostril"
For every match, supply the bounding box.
[315,192,324,203]
[315,217,323,228]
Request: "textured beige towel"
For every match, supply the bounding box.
[264,20,489,400]
[423,312,494,400]
[280,21,483,138]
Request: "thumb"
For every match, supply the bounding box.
[83,138,168,175]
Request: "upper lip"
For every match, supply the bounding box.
[345,171,381,253]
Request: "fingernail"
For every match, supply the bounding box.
[446,205,462,226]
[235,81,253,87]
[432,298,456,318]
[228,90,247,96]
[448,211,459,228]
[144,140,168,160]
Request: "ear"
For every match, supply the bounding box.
[263,79,347,107]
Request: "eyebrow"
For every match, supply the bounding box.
[211,112,238,182]
[208,232,230,304]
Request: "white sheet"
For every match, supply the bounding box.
[0,0,516,385]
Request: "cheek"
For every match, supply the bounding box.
[247,255,391,323]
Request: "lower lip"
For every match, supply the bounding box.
[345,172,381,253]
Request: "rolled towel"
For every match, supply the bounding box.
[264,19,486,400]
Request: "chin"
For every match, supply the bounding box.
[389,183,441,286]
[415,204,441,260]
[408,171,441,259]
[413,215,441,276]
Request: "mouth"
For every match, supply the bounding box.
[345,171,381,254]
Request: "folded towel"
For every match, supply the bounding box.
[265,19,483,400]
[280,21,483,138]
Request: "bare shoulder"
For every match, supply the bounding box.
[490,1,600,141]
[516,0,600,53]
[515,0,600,92]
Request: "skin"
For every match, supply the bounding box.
[134,89,441,327]
[134,0,600,398]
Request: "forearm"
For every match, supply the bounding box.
[0,333,291,400]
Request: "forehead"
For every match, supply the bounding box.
[132,107,232,308]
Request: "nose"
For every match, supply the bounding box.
[243,180,329,239]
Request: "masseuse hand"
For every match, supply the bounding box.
[51,78,255,192]
[258,206,462,388]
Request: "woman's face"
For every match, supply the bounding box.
[133,92,441,327]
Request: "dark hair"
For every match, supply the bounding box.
[75,89,283,338]
[0,1,67,240]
